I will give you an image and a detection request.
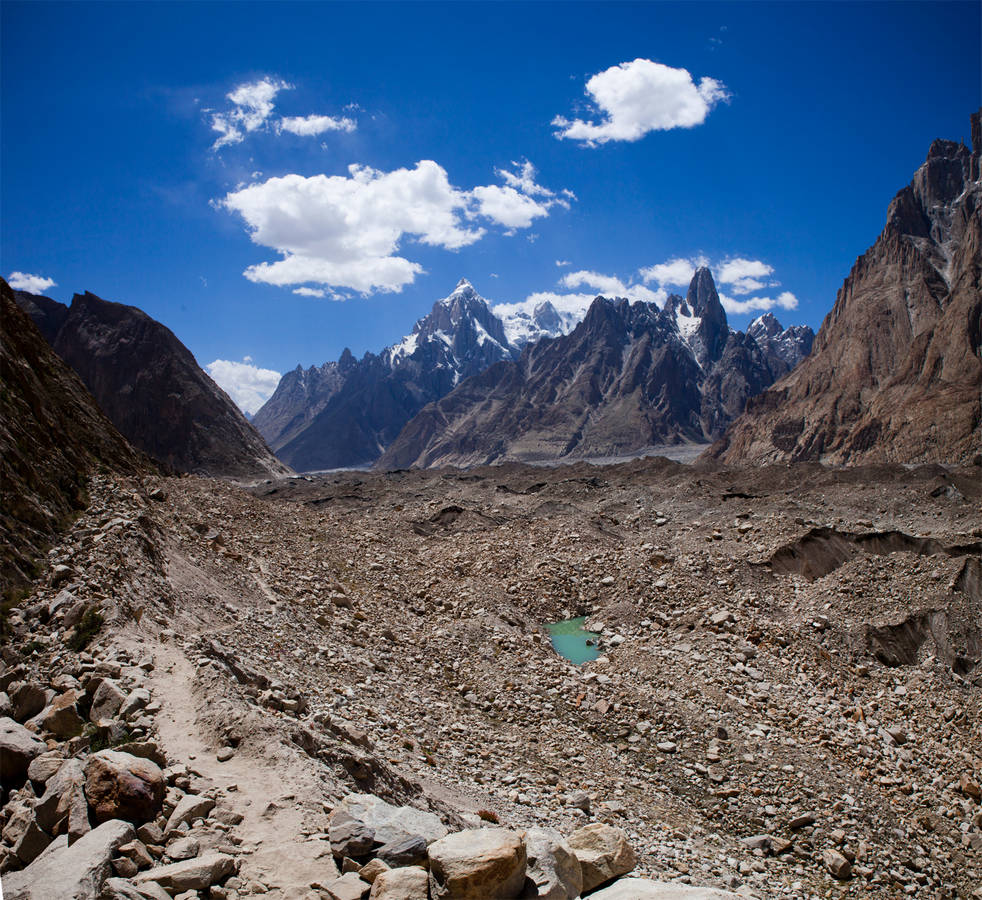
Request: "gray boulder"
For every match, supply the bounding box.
[332,793,447,847]
[521,827,583,899]
[1,818,134,899]
[89,679,126,722]
[34,757,91,840]
[132,851,237,892]
[0,715,47,785]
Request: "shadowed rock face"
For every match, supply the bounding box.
[709,110,982,466]
[0,280,146,593]
[377,269,813,470]
[14,289,288,479]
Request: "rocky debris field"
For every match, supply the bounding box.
[1,456,980,899]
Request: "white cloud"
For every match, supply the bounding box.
[206,357,282,415]
[719,290,799,315]
[499,270,667,320]
[7,272,56,293]
[555,259,571,267]
[553,58,729,146]
[640,257,702,287]
[279,114,356,136]
[211,77,290,149]
[292,286,327,297]
[222,160,571,295]
[210,76,356,150]
[716,257,775,295]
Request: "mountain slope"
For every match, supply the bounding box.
[0,280,148,595]
[15,290,288,478]
[377,269,812,469]
[709,111,982,466]
[262,279,517,470]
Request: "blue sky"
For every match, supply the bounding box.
[2,1,979,411]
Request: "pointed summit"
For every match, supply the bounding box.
[682,267,729,369]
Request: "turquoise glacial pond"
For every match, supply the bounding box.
[547,617,601,664]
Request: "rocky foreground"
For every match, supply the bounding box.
[1,458,980,898]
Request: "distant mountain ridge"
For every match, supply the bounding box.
[254,279,519,470]
[709,110,982,466]
[14,289,288,478]
[375,267,814,469]
[257,274,813,471]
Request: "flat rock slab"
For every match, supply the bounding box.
[333,793,448,846]
[428,827,527,900]
[133,851,237,892]
[587,879,745,899]
[2,818,135,900]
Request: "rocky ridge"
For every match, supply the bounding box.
[709,110,982,466]
[0,280,148,597]
[1,455,979,898]
[14,288,288,479]
[376,269,813,469]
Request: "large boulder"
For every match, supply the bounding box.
[38,690,86,738]
[35,757,91,841]
[1,801,52,864]
[522,827,583,899]
[332,793,448,846]
[567,823,636,893]
[427,828,527,900]
[132,851,238,892]
[369,865,430,899]
[0,716,46,785]
[587,878,745,899]
[89,679,126,722]
[83,750,165,824]
[1,818,134,899]
[9,682,46,722]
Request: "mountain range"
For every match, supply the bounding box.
[709,109,982,466]
[13,288,287,479]
[376,267,812,468]
[256,274,813,470]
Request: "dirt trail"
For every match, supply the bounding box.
[133,633,339,899]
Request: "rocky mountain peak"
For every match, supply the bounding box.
[748,312,783,339]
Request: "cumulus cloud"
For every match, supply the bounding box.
[206,357,282,415]
[7,271,56,293]
[279,114,356,136]
[553,58,729,146]
[221,160,572,295]
[719,290,799,315]
[210,77,356,150]
[561,270,664,304]
[639,257,704,287]
[716,257,776,294]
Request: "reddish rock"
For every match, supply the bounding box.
[83,750,165,824]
